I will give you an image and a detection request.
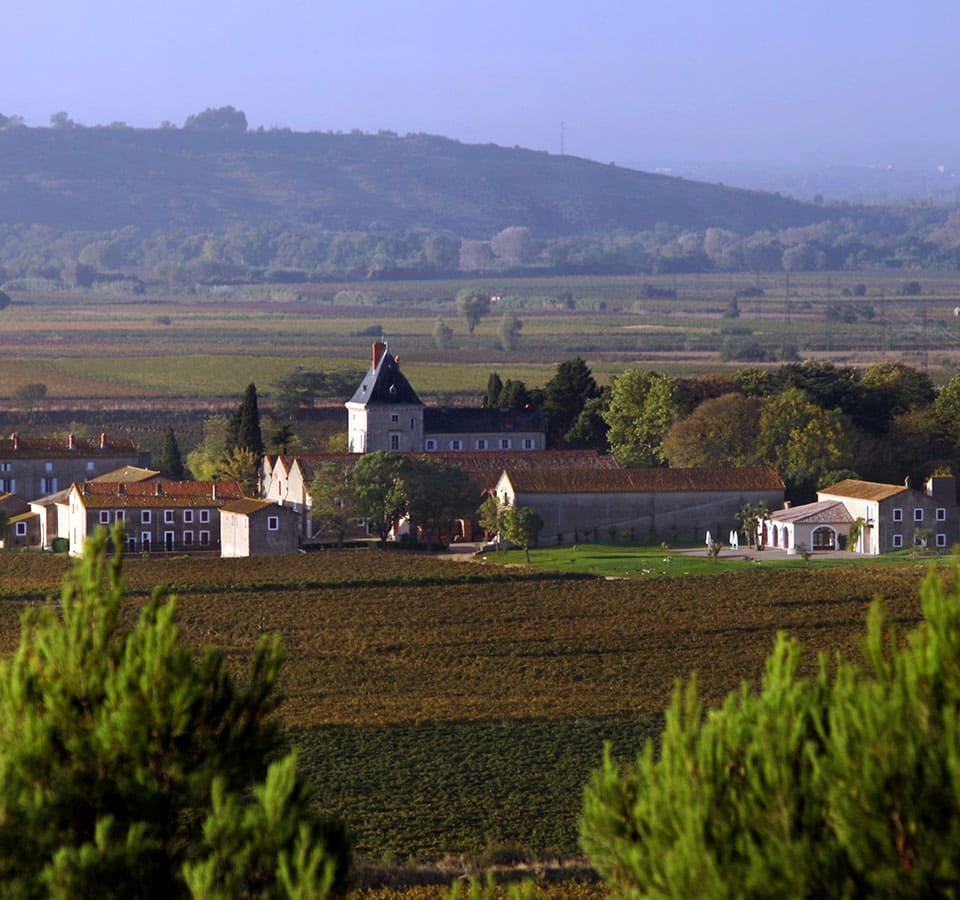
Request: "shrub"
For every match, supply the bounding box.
[581,563,960,897]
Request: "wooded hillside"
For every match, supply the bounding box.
[0,126,837,237]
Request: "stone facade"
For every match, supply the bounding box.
[496,467,785,547]
[0,433,144,501]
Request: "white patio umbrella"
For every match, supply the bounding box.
[705,530,712,546]
[730,529,739,549]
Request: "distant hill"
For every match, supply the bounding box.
[0,127,844,238]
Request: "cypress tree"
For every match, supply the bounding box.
[156,425,185,479]
[231,383,264,458]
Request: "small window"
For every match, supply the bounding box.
[390,433,400,450]
[183,530,194,546]
[15,522,27,537]
[893,534,903,549]
[44,462,53,473]
[267,515,279,532]
[115,510,125,522]
[475,439,488,450]
[424,439,437,451]
[163,531,175,551]
[914,508,924,522]
[522,438,535,450]
[126,537,137,552]
[937,507,947,521]
[0,463,10,472]
[183,509,194,524]
[391,414,399,423]
[199,530,210,546]
[141,510,152,524]
[86,461,95,472]
[141,532,151,548]
[164,510,175,524]
[99,510,110,525]
[410,418,415,430]
[499,438,512,450]
[936,533,948,548]
[892,508,903,522]
[199,509,210,524]
[449,439,463,451]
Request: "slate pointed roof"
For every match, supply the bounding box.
[347,347,422,408]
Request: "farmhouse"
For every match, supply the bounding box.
[0,433,144,501]
[220,499,299,557]
[346,342,545,454]
[495,466,785,546]
[760,474,959,554]
[67,480,245,556]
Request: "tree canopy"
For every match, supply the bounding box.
[0,526,350,897]
[582,563,960,898]
[455,288,491,335]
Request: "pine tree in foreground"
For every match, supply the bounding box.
[581,563,960,898]
[0,525,350,898]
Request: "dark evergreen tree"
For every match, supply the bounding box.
[483,372,504,408]
[542,357,600,448]
[155,425,185,479]
[233,383,264,458]
[0,526,351,897]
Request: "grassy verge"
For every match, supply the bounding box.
[475,542,949,578]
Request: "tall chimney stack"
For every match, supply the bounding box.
[372,341,386,368]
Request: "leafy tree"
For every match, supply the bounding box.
[663,393,763,468]
[432,316,454,350]
[401,457,475,545]
[581,564,960,898]
[477,495,505,539]
[736,500,769,548]
[351,451,407,543]
[859,361,936,432]
[498,379,535,410]
[183,105,248,132]
[501,506,544,563]
[186,415,229,482]
[602,370,680,467]
[12,382,47,411]
[155,425,185,480]
[564,394,610,451]
[0,526,350,897]
[757,387,852,498]
[543,357,600,448]
[310,461,358,548]
[216,447,260,495]
[497,312,523,350]
[455,288,491,335]
[269,423,296,456]
[483,372,504,408]
[273,369,329,419]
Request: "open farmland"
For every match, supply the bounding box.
[0,549,937,863]
[4,270,960,413]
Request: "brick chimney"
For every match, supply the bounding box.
[211,483,217,502]
[155,483,163,497]
[372,341,386,368]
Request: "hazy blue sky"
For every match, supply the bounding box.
[5,0,957,168]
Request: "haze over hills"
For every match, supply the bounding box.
[0,125,846,238]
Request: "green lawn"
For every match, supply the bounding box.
[476,542,947,578]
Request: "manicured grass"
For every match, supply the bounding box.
[478,542,949,578]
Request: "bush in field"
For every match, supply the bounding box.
[581,563,960,898]
[0,527,350,898]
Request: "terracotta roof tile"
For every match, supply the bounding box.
[818,479,909,502]
[74,480,244,509]
[503,466,784,494]
[0,435,137,458]
[768,500,855,525]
